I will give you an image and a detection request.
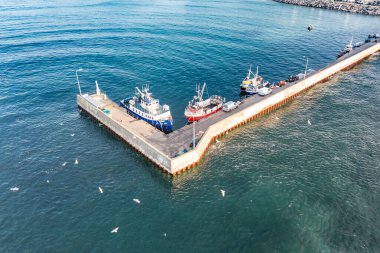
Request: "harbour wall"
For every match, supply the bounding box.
[273,0,380,16]
[169,42,380,175]
[77,42,380,175]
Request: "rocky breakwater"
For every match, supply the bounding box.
[273,0,380,16]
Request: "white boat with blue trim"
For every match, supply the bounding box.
[120,85,173,133]
[240,65,263,92]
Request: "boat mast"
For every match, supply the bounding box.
[200,82,206,100]
[247,64,252,79]
[136,87,144,98]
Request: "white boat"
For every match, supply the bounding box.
[345,37,353,53]
[240,65,263,91]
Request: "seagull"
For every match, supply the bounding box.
[98,187,103,194]
[70,133,75,137]
[111,227,119,233]
[75,159,79,165]
[46,180,50,183]
[308,119,311,125]
[163,233,167,237]
[62,162,67,166]
[10,187,19,192]
[275,116,279,120]
[133,198,141,204]
[98,123,103,127]
[59,122,63,126]
[215,139,220,143]
[220,189,225,197]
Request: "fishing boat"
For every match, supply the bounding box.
[245,66,265,95]
[120,85,173,133]
[184,82,224,122]
[344,38,353,53]
[240,65,263,91]
[245,83,258,95]
[337,38,354,59]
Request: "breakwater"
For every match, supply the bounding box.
[273,0,380,16]
[77,41,380,176]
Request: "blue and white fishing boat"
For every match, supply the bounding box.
[120,85,173,133]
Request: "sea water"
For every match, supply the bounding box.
[1,0,380,252]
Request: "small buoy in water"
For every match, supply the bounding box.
[220,189,225,197]
[308,119,311,125]
[10,187,19,192]
[163,233,167,237]
[75,159,79,165]
[62,162,67,166]
[133,198,141,204]
[307,25,313,31]
[98,187,103,194]
[111,227,119,233]
[46,180,50,184]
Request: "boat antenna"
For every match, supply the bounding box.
[200,82,206,100]
[247,64,252,79]
[205,81,210,98]
[136,86,143,97]
[75,68,83,95]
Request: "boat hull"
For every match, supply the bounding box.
[240,85,248,91]
[185,106,222,122]
[245,90,257,95]
[120,103,173,133]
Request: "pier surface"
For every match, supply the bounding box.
[77,41,380,175]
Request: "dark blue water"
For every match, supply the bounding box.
[1,0,380,252]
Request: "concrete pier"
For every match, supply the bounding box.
[77,41,380,175]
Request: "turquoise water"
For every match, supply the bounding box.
[1,0,380,252]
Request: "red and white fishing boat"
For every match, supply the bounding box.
[184,82,224,122]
